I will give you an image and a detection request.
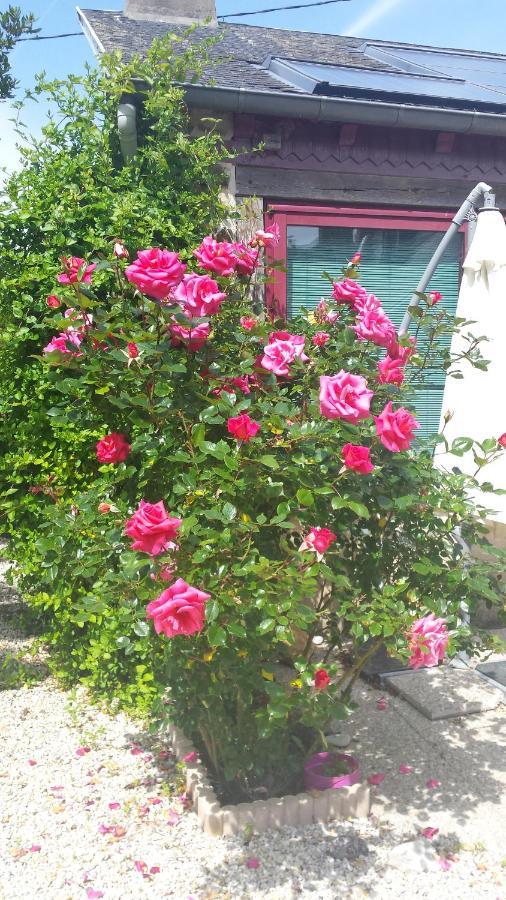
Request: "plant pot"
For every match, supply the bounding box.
[304,751,361,791]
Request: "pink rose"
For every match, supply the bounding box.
[231,243,258,276]
[46,295,61,309]
[299,527,336,558]
[193,237,237,277]
[240,316,257,330]
[261,332,308,377]
[146,578,211,638]
[172,274,226,318]
[332,278,368,308]
[375,401,419,452]
[125,500,182,556]
[169,321,210,352]
[227,414,260,442]
[43,331,83,356]
[312,332,330,347]
[498,433,506,448]
[408,613,449,669]
[319,371,373,423]
[250,223,280,248]
[125,248,186,301]
[377,355,405,386]
[342,444,374,474]
[96,432,131,464]
[57,257,96,285]
[127,342,139,358]
[353,296,397,349]
[428,291,443,306]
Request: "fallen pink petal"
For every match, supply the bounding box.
[399,764,413,774]
[245,858,261,869]
[150,866,160,875]
[183,751,198,763]
[86,890,104,899]
[28,760,37,766]
[148,797,162,805]
[29,845,41,852]
[76,747,91,757]
[426,778,442,789]
[167,810,181,826]
[439,856,453,871]
[367,772,385,785]
[98,824,112,834]
[108,802,121,810]
[376,697,388,710]
[134,860,148,873]
[50,785,64,791]
[421,827,439,840]
[158,750,170,760]
[130,747,142,756]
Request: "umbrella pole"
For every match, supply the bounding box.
[398,181,495,336]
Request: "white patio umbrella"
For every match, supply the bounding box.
[436,206,506,522]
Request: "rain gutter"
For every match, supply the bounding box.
[181,82,506,137]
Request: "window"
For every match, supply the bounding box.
[265,205,465,439]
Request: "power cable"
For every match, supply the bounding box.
[219,0,352,19]
[15,31,83,42]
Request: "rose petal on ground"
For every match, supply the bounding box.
[421,827,439,840]
[29,845,41,852]
[150,866,160,875]
[108,802,121,810]
[376,697,388,710]
[98,824,112,834]
[76,747,91,757]
[245,858,261,869]
[167,810,181,826]
[50,785,64,791]
[148,797,162,805]
[399,764,413,774]
[183,751,197,763]
[134,860,148,873]
[158,750,170,760]
[439,856,452,871]
[426,778,441,789]
[130,746,142,756]
[86,889,104,899]
[112,825,126,838]
[367,773,385,785]
[28,760,37,766]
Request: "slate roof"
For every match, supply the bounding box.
[78,9,506,109]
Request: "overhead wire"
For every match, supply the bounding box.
[218,0,352,19]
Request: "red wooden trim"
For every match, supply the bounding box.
[264,202,467,318]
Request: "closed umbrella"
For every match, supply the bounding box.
[437,206,506,522]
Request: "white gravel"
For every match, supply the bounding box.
[1,571,505,899]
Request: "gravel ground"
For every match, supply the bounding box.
[0,569,505,899]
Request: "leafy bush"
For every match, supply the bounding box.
[15,227,505,799]
[0,32,228,546]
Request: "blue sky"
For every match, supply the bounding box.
[1,0,506,171]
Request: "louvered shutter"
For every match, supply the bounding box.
[286,224,463,440]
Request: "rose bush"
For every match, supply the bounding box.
[14,220,505,800]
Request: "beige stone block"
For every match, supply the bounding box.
[264,797,285,830]
[297,792,314,826]
[282,794,300,826]
[311,790,329,823]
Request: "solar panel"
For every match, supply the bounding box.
[268,48,506,108]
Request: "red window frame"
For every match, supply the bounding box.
[264,204,467,319]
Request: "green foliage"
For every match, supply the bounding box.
[0,33,228,542]
[0,5,37,99]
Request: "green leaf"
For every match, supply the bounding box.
[133,621,150,638]
[257,618,276,634]
[296,488,314,507]
[259,455,279,469]
[207,624,227,646]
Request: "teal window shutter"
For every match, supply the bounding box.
[287,224,463,440]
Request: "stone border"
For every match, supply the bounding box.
[167,722,371,837]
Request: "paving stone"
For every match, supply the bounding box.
[476,660,506,687]
[383,667,504,720]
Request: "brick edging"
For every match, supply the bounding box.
[167,722,371,837]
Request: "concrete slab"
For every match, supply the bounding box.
[384,667,504,720]
[476,660,506,687]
